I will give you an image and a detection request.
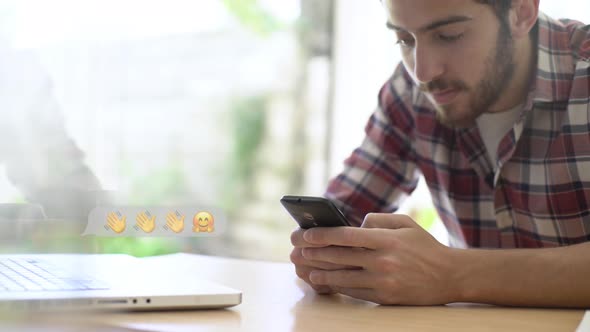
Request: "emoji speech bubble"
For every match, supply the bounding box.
[83,206,226,237]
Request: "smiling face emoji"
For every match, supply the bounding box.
[193,211,214,233]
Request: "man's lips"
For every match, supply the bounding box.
[429,88,460,105]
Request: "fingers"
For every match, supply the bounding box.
[309,270,375,289]
[107,216,116,225]
[107,213,119,224]
[138,212,150,224]
[301,246,372,268]
[291,228,328,248]
[166,214,176,225]
[301,215,421,248]
[361,213,419,230]
[107,218,123,228]
[303,227,383,249]
[107,218,125,232]
[294,265,334,295]
[290,247,356,270]
[331,287,383,304]
[107,212,126,232]
[107,219,117,229]
[165,214,184,232]
[138,212,154,224]
[291,231,370,296]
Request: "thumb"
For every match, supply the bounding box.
[361,213,419,229]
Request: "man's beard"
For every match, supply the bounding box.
[421,20,516,127]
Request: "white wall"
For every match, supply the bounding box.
[329,0,399,177]
[539,1,590,22]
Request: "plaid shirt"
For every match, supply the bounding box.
[325,13,590,248]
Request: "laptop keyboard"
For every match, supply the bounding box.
[0,258,110,292]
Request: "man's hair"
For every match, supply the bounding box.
[379,0,515,27]
[475,0,512,20]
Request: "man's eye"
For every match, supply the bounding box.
[395,38,415,47]
[438,33,464,42]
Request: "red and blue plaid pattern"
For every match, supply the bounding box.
[325,13,590,248]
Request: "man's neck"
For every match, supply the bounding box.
[488,34,536,113]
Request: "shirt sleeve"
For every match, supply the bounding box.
[324,64,421,226]
[325,64,420,226]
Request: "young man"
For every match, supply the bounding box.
[291,0,590,307]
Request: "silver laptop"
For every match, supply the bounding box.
[0,253,242,311]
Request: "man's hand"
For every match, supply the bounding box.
[290,228,361,295]
[300,213,459,305]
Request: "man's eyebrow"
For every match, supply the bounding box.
[386,15,473,32]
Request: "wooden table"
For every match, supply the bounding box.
[66,253,583,332]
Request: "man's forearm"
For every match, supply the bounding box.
[451,242,590,307]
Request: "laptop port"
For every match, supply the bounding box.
[96,299,128,305]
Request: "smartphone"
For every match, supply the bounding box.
[280,195,351,229]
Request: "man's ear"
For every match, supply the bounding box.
[509,0,539,39]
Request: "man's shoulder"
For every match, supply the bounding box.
[535,14,589,103]
[555,17,590,62]
[378,63,433,114]
[376,63,444,139]
[559,19,590,100]
[379,63,414,102]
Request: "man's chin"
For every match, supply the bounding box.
[434,106,477,128]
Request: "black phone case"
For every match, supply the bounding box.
[280,195,351,229]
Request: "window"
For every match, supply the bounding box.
[1,1,589,259]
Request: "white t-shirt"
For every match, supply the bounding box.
[475,104,523,170]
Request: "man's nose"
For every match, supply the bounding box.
[412,43,444,84]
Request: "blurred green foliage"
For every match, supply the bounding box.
[221,0,285,36]
[96,237,182,257]
[125,163,190,205]
[95,2,280,257]
[220,96,267,213]
[97,96,269,257]
[411,207,438,231]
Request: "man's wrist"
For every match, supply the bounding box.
[447,247,506,304]
[447,247,475,303]
[446,246,553,306]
